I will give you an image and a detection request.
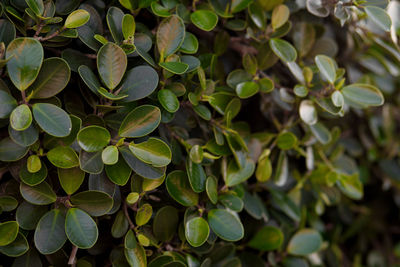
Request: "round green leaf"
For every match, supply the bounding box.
[158,89,180,112]
[105,157,132,185]
[58,167,85,195]
[77,126,111,152]
[269,38,297,62]
[120,147,165,179]
[34,209,67,255]
[0,19,16,46]
[225,158,255,187]
[0,90,17,118]
[341,83,384,107]
[208,209,244,241]
[299,100,318,125]
[287,229,323,256]
[122,14,135,40]
[47,146,79,168]
[16,201,47,231]
[112,211,129,238]
[271,4,290,30]
[159,61,189,74]
[0,221,19,246]
[106,6,124,44]
[365,6,392,31]
[97,42,127,90]
[70,190,113,216]
[6,37,44,91]
[129,138,172,167]
[277,132,297,150]
[315,55,336,83]
[10,104,32,131]
[102,145,119,165]
[19,161,47,186]
[27,155,41,173]
[206,176,218,204]
[28,57,71,99]
[65,9,90,28]
[186,158,207,193]
[32,103,72,137]
[26,0,44,16]
[65,208,99,249]
[180,32,199,54]
[0,196,18,212]
[157,15,185,58]
[219,193,243,212]
[20,181,56,205]
[135,203,153,226]
[119,105,161,138]
[153,206,179,241]
[190,10,218,31]
[185,217,210,247]
[119,66,159,102]
[166,170,199,207]
[248,226,284,251]
[236,81,259,99]
[8,123,39,147]
[0,137,29,162]
[0,233,29,257]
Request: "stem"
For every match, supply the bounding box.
[123,201,135,229]
[68,245,78,266]
[37,27,65,41]
[21,90,27,104]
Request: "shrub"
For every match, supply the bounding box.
[0,0,398,266]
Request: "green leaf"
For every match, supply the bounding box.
[32,103,72,137]
[166,170,199,207]
[185,217,209,247]
[248,226,283,251]
[47,146,79,168]
[271,4,290,30]
[111,211,128,238]
[65,9,90,28]
[105,157,132,185]
[78,65,101,95]
[120,147,165,179]
[0,221,19,246]
[299,100,318,125]
[26,0,44,16]
[236,81,259,99]
[331,91,344,107]
[159,61,189,74]
[153,206,179,241]
[158,89,180,113]
[124,230,147,267]
[206,176,218,204]
[219,193,243,212]
[0,90,17,118]
[0,196,18,212]
[70,190,113,216]
[20,181,57,205]
[27,154,41,173]
[122,14,135,40]
[269,38,297,62]
[77,126,111,152]
[336,173,363,200]
[119,105,161,138]
[16,201,47,230]
[0,233,29,257]
[287,229,323,256]
[190,10,218,31]
[186,158,207,193]
[119,65,159,102]
[277,132,297,150]
[97,42,127,90]
[341,83,384,107]
[6,37,44,91]
[129,138,171,167]
[107,7,124,44]
[135,203,153,226]
[365,6,392,31]
[28,57,71,99]
[208,209,244,241]
[309,122,332,144]
[102,145,119,165]
[10,104,32,131]
[315,55,336,83]
[180,32,199,54]
[189,145,203,164]
[65,208,98,249]
[0,137,29,162]
[80,150,104,174]
[226,158,255,187]
[19,161,47,186]
[34,209,67,254]
[157,15,185,58]
[58,167,85,195]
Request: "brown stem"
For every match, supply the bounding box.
[123,201,135,229]
[34,21,44,38]
[68,245,78,266]
[36,27,65,42]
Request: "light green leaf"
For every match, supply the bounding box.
[208,209,244,241]
[47,146,79,168]
[315,55,336,83]
[65,9,90,28]
[77,126,111,152]
[341,83,384,107]
[299,100,318,125]
[0,221,19,246]
[185,217,209,247]
[287,229,323,256]
[129,138,171,167]
[119,105,161,138]
[190,10,219,31]
[166,170,199,207]
[157,15,185,58]
[10,104,32,131]
[365,6,392,31]
[269,38,297,62]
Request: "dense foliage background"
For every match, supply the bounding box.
[0,0,399,266]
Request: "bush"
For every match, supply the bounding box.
[0,0,399,265]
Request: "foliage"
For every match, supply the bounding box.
[0,0,399,266]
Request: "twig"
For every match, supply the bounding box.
[68,245,78,266]
[123,201,135,229]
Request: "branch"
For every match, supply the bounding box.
[68,245,78,266]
